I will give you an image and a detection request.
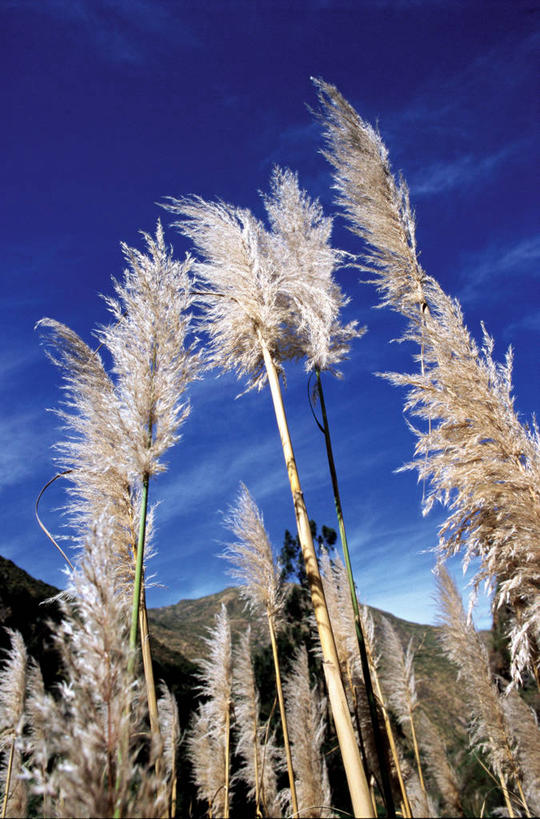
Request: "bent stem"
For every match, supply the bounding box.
[314,367,396,818]
[258,332,374,819]
[268,613,299,818]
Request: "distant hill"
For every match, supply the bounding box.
[0,554,477,743]
[147,582,466,742]
[0,555,199,725]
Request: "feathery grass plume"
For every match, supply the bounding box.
[262,165,361,375]
[436,566,529,817]
[379,617,428,803]
[221,483,297,815]
[188,701,223,818]
[164,196,298,391]
[222,483,286,623]
[157,682,181,818]
[417,711,463,816]
[0,630,28,818]
[165,184,374,818]
[26,518,168,818]
[38,223,201,731]
[233,628,283,818]
[283,645,332,818]
[313,77,540,688]
[192,604,234,819]
[319,550,359,690]
[35,318,134,548]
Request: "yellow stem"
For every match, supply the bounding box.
[268,613,299,818]
[138,589,160,739]
[224,703,231,819]
[498,769,515,819]
[1,739,15,819]
[259,334,373,818]
[409,708,427,800]
[369,661,412,818]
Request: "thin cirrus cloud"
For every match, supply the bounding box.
[457,234,540,305]
[7,0,200,63]
[409,145,516,198]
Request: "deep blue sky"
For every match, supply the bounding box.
[2,0,538,627]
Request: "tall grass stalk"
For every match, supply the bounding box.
[314,366,396,817]
[165,188,374,817]
[259,330,373,817]
[313,77,540,687]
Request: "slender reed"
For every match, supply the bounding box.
[222,483,297,816]
[164,185,373,817]
[312,77,540,687]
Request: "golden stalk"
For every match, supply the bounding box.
[1,739,15,819]
[138,589,160,737]
[224,704,231,819]
[366,644,412,818]
[259,332,373,818]
[409,710,427,802]
[268,613,299,817]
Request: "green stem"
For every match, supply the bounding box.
[128,475,150,670]
[315,367,396,818]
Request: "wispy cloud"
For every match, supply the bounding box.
[0,410,54,490]
[409,144,516,197]
[457,234,540,304]
[7,0,199,64]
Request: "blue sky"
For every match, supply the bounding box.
[2,0,538,628]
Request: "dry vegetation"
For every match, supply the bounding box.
[1,79,538,818]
